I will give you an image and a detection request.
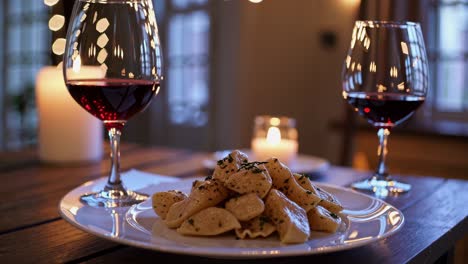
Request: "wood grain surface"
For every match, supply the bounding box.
[0,145,466,264]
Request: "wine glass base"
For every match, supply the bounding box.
[351,177,411,197]
[80,189,148,208]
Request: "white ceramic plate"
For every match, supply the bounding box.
[203,149,330,174]
[59,170,404,259]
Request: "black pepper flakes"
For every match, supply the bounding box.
[330,213,339,219]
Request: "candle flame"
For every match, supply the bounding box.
[266,127,281,145]
[270,117,280,126]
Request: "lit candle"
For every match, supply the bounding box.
[251,125,298,165]
[36,66,104,163]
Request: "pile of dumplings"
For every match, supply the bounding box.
[152,150,343,244]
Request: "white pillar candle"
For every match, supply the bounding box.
[36,66,103,163]
[251,126,298,165]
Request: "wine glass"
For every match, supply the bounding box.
[342,21,429,197]
[63,0,163,207]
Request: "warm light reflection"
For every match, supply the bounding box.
[358,26,366,41]
[397,82,405,91]
[97,49,108,64]
[80,13,87,23]
[401,41,409,55]
[348,230,359,239]
[69,206,79,215]
[377,84,387,93]
[52,38,66,55]
[44,0,59,6]
[249,0,263,3]
[369,61,377,72]
[344,236,373,244]
[389,211,401,226]
[340,0,361,7]
[266,127,281,145]
[390,66,398,78]
[349,30,357,52]
[87,43,96,58]
[97,33,109,48]
[342,91,348,99]
[346,56,351,69]
[363,37,371,50]
[48,15,65,31]
[350,36,356,49]
[96,18,110,33]
[100,63,108,73]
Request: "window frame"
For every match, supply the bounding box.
[426,0,468,123]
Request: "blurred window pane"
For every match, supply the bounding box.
[2,0,49,149]
[438,5,467,56]
[431,1,468,116]
[172,0,208,9]
[436,60,465,111]
[167,0,210,127]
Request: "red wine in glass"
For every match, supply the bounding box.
[63,0,162,208]
[346,92,425,129]
[67,79,159,130]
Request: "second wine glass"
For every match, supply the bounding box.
[63,0,163,207]
[342,21,429,197]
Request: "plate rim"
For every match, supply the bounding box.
[59,177,404,259]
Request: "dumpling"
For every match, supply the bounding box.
[225,193,264,221]
[307,205,341,233]
[293,173,315,191]
[235,215,276,239]
[165,179,230,228]
[212,150,249,183]
[152,190,187,220]
[177,207,241,236]
[264,189,310,244]
[293,173,343,214]
[314,186,343,214]
[265,158,321,212]
[224,163,272,198]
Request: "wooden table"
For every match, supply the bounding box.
[0,145,467,263]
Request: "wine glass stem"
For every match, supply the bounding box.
[104,127,126,194]
[375,128,391,181]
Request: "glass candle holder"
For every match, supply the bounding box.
[251,116,298,165]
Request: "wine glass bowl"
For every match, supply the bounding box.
[63,0,162,207]
[342,21,429,197]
